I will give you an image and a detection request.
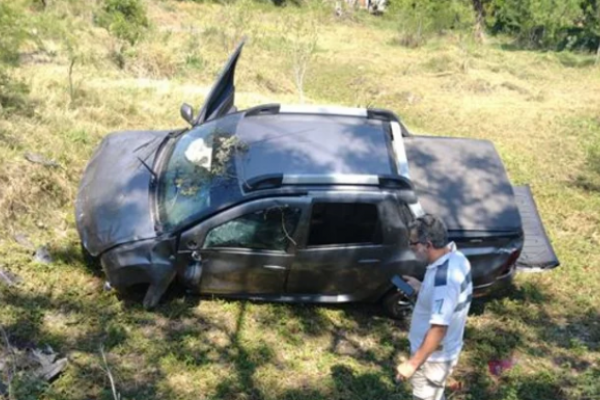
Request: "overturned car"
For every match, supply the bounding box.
[75,41,559,318]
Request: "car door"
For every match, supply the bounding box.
[286,194,395,298]
[178,197,308,296]
[194,39,245,125]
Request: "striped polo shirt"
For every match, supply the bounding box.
[408,242,473,362]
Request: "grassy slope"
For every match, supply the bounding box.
[0,1,599,399]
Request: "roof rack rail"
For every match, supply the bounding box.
[244,104,281,117]
[244,173,413,192]
[366,108,401,123]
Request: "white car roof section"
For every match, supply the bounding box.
[282,174,380,185]
[279,104,368,117]
[390,121,425,217]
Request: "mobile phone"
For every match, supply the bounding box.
[391,275,415,298]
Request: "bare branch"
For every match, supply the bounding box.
[0,324,16,397]
[68,56,76,104]
[280,208,297,247]
[99,346,121,400]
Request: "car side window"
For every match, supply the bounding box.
[308,202,382,246]
[203,206,301,251]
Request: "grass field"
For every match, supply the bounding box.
[0,1,599,399]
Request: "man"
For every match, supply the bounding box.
[396,214,473,400]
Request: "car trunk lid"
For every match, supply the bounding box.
[404,135,521,233]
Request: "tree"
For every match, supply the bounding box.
[487,0,583,49]
[0,2,29,114]
[472,0,486,42]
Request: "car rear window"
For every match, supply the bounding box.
[307,203,382,246]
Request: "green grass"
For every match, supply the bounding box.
[1,1,600,399]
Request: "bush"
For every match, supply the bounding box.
[587,135,600,176]
[486,0,594,50]
[390,0,474,47]
[95,0,150,45]
[0,2,28,66]
[0,2,30,115]
[0,72,30,114]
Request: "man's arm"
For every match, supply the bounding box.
[396,324,448,380]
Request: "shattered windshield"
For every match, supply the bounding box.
[157,113,245,231]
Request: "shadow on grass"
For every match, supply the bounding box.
[571,174,600,194]
[3,261,599,400]
[456,278,600,400]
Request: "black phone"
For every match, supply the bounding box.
[391,275,415,298]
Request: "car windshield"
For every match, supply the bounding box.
[157,113,244,231]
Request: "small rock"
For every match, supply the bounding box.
[13,233,35,250]
[24,152,60,168]
[0,268,22,286]
[34,246,53,264]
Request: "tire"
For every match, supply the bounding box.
[80,243,101,271]
[382,290,414,320]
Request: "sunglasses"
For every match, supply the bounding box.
[409,240,430,247]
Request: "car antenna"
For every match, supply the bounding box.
[137,156,157,183]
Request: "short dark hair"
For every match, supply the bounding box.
[409,214,448,249]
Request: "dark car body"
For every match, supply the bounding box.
[76,41,559,312]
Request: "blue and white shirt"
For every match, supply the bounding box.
[408,242,473,362]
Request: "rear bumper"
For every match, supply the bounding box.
[473,265,516,298]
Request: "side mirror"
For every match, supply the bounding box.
[180,103,195,126]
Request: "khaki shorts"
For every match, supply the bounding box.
[410,360,457,400]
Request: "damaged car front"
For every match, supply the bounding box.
[76,41,247,308]
[76,112,247,308]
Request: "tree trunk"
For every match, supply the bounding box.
[472,0,485,43]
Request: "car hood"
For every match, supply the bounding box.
[76,130,171,256]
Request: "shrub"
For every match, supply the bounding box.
[95,0,150,45]
[390,0,474,48]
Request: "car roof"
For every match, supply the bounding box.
[233,104,401,190]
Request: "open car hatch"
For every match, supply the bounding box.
[513,185,560,270]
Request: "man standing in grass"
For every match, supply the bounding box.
[396,214,473,400]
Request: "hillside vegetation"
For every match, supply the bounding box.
[0,1,599,399]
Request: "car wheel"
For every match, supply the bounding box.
[382,290,413,320]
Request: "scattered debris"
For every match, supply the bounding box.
[30,346,68,382]
[0,268,22,287]
[488,356,518,376]
[13,233,35,250]
[0,332,68,389]
[34,246,53,264]
[24,152,60,168]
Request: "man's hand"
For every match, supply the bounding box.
[395,361,418,382]
[402,275,422,293]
